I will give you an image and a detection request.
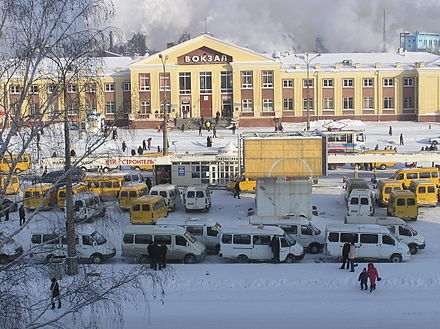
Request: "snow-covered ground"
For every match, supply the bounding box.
[3,120,440,328]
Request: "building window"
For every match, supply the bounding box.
[179,72,191,95]
[9,103,20,115]
[403,78,414,87]
[343,79,353,87]
[85,84,96,93]
[363,97,374,109]
[262,71,273,88]
[303,79,313,88]
[67,102,79,115]
[363,78,373,87]
[49,103,59,116]
[66,84,77,93]
[123,82,131,91]
[262,99,273,112]
[47,85,57,94]
[30,103,39,116]
[140,101,151,114]
[343,97,353,109]
[29,85,39,94]
[242,99,253,112]
[403,96,413,109]
[383,78,394,87]
[200,72,212,94]
[9,85,20,94]
[86,102,96,114]
[221,71,232,93]
[105,101,115,114]
[323,79,333,88]
[241,71,253,89]
[105,83,115,92]
[283,98,293,111]
[384,97,394,109]
[323,97,334,110]
[283,79,293,88]
[303,98,313,110]
[139,73,150,91]
[160,73,170,91]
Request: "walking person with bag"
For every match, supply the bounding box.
[367,262,381,292]
[50,278,61,309]
[269,236,280,263]
[339,241,351,270]
[348,241,357,272]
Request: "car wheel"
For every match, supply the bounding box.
[138,255,149,264]
[390,253,402,263]
[80,167,87,172]
[379,164,387,170]
[184,254,197,264]
[309,243,321,254]
[0,254,8,264]
[103,167,110,173]
[45,254,54,264]
[408,244,418,255]
[329,164,337,170]
[285,254,296,263]
[91,254,103,264]
[236,255,248,264]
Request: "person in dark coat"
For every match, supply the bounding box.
[131,149,136,156]
[374,144,379,150]
[388,126,392,136]
[147,138,152,150]
[142,140,146,150]
[4,207,9,221]
[137,146,143,155]
[145,177,152,190]
[19,205,25,226]
[181,123,185,132]
[147,241,159,270]
[207,136,212,148]
[212,125,217,138]
[50,278,61,309]
[269,236,280,263]
[215,111,220,124]
[339,241,351,269]
[278,123,284,132]
[233,182,241,199]
[400,133,404,145]
[158,243,167,269]
[232,123,236,135]
[367,262,380,292]
[358,268,369,291]
[122,141,127,152]
[70,149,76,157]
[198,124,203,136]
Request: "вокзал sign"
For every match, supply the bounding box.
[178,46,232,65]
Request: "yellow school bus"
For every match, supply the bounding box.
[119,183,149,210]
[0,154,31,173]
[84,176,124,200]
[57,182,88,209]
[130,195,168,224]
[0,174,20,195]
[24,183,58,210]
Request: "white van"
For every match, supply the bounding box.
[0,231,23,264]
[347,189,375,216]
[344,215,426,255]
[121,225,206,264]
[249,216,325,254]
[149,184,181,211]
[71,192,105,222]
[183,185,211,212]
[325,224,410,263]
[156,217,221,252]
[219,225,304,263]
[30,230,116,264]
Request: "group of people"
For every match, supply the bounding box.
[147,241,167,270]
[340,241,381,292]
[122,138,154,155]
[422,143,438,151]
[1,204,26,225]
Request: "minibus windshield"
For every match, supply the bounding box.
[184,231,197,243]
[283,233,296,246]
[310,223,321,235]
[91,231,107,245]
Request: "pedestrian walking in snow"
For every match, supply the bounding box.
[339,241,351,270]
[212,125,217,138]
[131,149,136,156]
[50,278,61,309]
[278,123,284,132]
[358,268,369,290]
[147,138,152,150]
[122,141,127,152]
[388,126,392,136]
[400,133,404,145]
[19,205,25,226]
[215,111,220,124]
[269,236,280,263]
[374,144,379,150]
[158,243,167,269]
[206,136,212,148]
[348,242,357,272]
[181,123,185,132]
[205,120,211,132]
[198,125,203,136]
[147,241,159,270]
[232,123,236,135]
[142,140,146,151]
[233,182,241,199]
[137,146,143,155]
[367,262,380,292]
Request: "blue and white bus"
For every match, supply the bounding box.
[318,129,366,153]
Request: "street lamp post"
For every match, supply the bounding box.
[295,53,321,131]
[158,53,169,156]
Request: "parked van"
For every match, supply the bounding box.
[149,184,181,211]
[325,224,411,263]
[0,174,20,195]
[345,216,426,255]
[249,216,325,254]
[0,231,23,264]
[72,192,105,222]
[130,195,168,224]
[359,149,397,170]
[119,183,149,211]
[344,178,369,200]
[30,230,116,264]
[391,167,440,189]
[57,182,88,210]
[183,185,211,212]
[347,189,375,216]
[156,217,221,252]
[0,154,31,173]
[24,183,57,210]
[121,225,206,264]
[85,176,124,200]
[219,225,304,263]
[387,190,418,221]
[375,179,402,207]
[409,179,438,207]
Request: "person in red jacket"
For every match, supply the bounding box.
[367,262,380,292]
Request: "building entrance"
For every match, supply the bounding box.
[181,103,191,118]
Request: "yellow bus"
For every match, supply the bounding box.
[57,182,88,210]
[391,167,440,189]
[0,174,20,195]
[409,179,438,207]
[375,179,402,207]
[84,176,124,200]
[359,149,397,170]
[130,195,168,224]
[387,190,418,221]
[0,154,31,173]
[119,183,149,211]
[24,183,58,210]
